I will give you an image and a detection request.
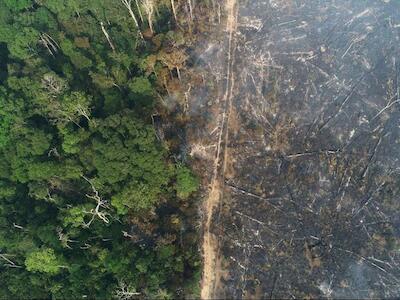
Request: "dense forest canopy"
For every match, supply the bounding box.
[0,0,200,298]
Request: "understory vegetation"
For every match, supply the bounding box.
[0,0,200,298]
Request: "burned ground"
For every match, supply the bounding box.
[188,0,400,298]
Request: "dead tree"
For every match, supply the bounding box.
[190,143,216,160]
[39,33,59,56]
[0,253,21,268]
[100,22,116,52]
[80,243,92,250]
[170,0,177,22]
[120,0,144,40]
[371,98,400,121]
[142,0,154,34]
[183,85,191,114]
[41,73,67,97]
[81,176,110,228]
[122,230,134,238]
[158,49,188,81]
[57,227,76,249]
[48,147,60,158]
[13,223,25,230]
[114,282,140,300]
[134,0,144,22]
[75,103,91,122]
[187,0,193,21]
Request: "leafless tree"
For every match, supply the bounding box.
[81,176,110,228]
[134,0,144,22]
[75,103,91,122]
[13,223,25,230]
[371,98,400,121]
[170,0,177,22]
[48,147,60,158]
[57,227,77,249]
[100,22,116,52]
[187,0,193,21]
[41,73,67,97]
[39,33,59,56]
[114,281,140,300]
[0,253,21,268]
[120,0,144,40]
[142,0,154,34]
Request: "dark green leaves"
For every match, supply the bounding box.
[0,0,200,298]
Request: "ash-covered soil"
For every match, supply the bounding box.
[189,0,400,298]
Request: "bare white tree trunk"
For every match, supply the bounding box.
[183,85,191,114]
[100,22,116,52]
[39,33,59,56]
[170,0,177,22]
[134,0,144,22]
[75,104,91,122]
[218,3,221,24]
[13,223,24,230]
[57,228,76,249]
[81,176,110,227]
[187,0,193,21]
[121,0,144,40]
[142,0,154,34]
[0,253,21,268]
[114,282,140,300]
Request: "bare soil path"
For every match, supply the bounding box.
[200,0,238,299]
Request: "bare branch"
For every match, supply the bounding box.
[134,0,144,22]
[39,33,59,56]
[114,281,140,300]
[121,0,144,40]
[142,0,154,34]
[371,99,400,121]
[81,175,110,227]
[0,253,21,268]
[100,22,116,52]
[170,0,177,22]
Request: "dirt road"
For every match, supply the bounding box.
[200,0,238,299]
